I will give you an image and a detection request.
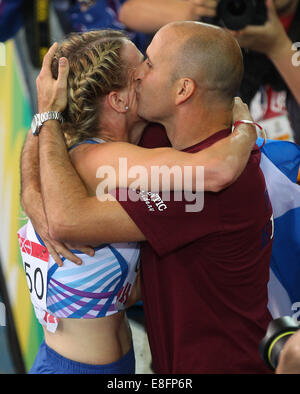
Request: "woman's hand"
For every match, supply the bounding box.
[232,96,254,124]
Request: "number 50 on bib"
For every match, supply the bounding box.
[17,225,49,311]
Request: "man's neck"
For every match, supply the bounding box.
[128,120,148,145]
[163,107,232,151]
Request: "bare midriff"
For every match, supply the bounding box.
[43,311,132,365]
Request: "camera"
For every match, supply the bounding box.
[259,316,300,371]
[203,0,268,30]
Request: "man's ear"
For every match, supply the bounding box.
[175,78,196,105]
[107,91,128,113]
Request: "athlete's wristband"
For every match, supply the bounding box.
[233,120,266,149]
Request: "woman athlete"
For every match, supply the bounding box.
[20,30,257,374]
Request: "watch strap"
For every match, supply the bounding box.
[32,111,63,136]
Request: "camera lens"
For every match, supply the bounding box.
[227,0,247,16]
[218,0,254,30]
[259,316,299,371]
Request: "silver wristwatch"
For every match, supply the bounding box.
[31,111,64,136]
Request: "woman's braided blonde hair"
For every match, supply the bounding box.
[51,30,130,146]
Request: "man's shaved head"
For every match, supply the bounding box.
[162,21,244,103]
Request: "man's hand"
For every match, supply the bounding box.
[36,42,70,113]
[33,220,82,267]
[24,194,94,267]
[31,44,95,266]
[226,0,290,58]
[41,234,95,268]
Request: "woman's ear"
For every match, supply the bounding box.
[107,91,128,113]
[175,78,196,105]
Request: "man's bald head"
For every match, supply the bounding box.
[160,21,244,104]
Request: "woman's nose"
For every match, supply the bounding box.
[134,63,144,81]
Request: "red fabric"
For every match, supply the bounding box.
[18,233,49,261]
[280,13,294,31]
[139,123,171,148]
[117,126,273,373]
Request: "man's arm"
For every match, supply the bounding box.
[34,44,143,246]
[20,45,95,265]
[20,131,42,219]
[20,129,86,265]
[39,120,145,245]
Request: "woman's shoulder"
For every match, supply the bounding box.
[69,140,133,165]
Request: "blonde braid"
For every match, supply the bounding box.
[51,30,129,146]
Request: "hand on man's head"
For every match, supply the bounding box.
[36,42,70,113]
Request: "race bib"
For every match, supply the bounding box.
[17,225,49,311]
[250,87,295,142]
[259,114,295,142]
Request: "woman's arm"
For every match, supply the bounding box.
[71,118,255,196]
[38,118,255,246]
[70,97,256,195]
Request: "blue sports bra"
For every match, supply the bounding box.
[18,138,140,332]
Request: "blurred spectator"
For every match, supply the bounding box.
[119,0,300,144]
[0,0,24,42]
[52,0,151,52]
[0,1,151,53]
[232,0,300,145]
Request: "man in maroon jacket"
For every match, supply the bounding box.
[114,22,274,373]
[25,22,273,373]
